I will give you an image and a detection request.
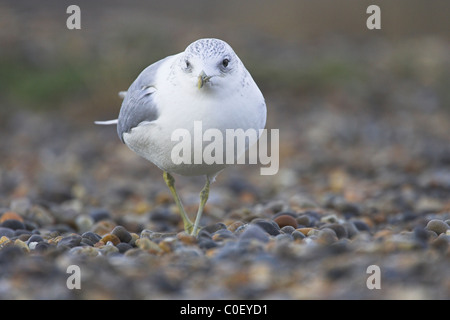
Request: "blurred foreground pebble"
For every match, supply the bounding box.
[0,197,448,299]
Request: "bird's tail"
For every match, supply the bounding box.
[94,119,118,125]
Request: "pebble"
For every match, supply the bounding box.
[239,225,269,243]
[136,238,162,254]
[296,227,314,236]
[212,229,236,242]
[0,211,24,223]
[291,230,306,241]
[1,219,25,230]
[425,219,449,235]
[176,231,197,245]
[275,233,293,242]
[81,231,102,244]
[198,238,218,250]
[202,222,227,234]
[351,220,371,232]
[296,214,311,227]
[75,215,94,233]
[250,219,280,236]
[0,227,14,238]
[111,225,132,243]
[273,214,298,229]
[227,220,245,232]
[280,225,296,234]
[89,208,112,222]
[34,242,52,252]
[57,234,82,248]
[342,221,359,238]
[91,220,116,236]
[98,244,119,256]
[321,223,348,239]
[431,234,449,252]
[68,246,99,257]
[27,205,55,226]
[26,234,44,246]
[116,242,133,253]
[14,239,30,252]
[317,228,338,245]
[0,236,12,248]
[101,234,121,246]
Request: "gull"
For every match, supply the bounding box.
[96,38,266,235]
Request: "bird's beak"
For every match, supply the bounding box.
[198,70,212,89]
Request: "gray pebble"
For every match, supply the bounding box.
[112,225,132,243]
[0,227,14,238]
[413,227,430,243]
[14,229,32,237]
[197,229,212,240]
[202,222,227,234]
[280,225,295,234]
[352,220,371,232]
[212,229,236,241]
[425,219,449,235]
[291,230,306,240]
[57,235,82,248]
[80,239,95,247]
[239,225,269,243]
[250,218,280,236]
[275,233,293,242]
[81,231,102,244]
[317,228,338,245]
[34,242,52,252]
[321,223,348,239]
[296,214,311,227]
[198,238,218,249]
[2,220,25,230]
[431,234,449,252]
[89,208,112,222]
[116,242,133,253]
[26,235,44,246]
[343,221,359,238]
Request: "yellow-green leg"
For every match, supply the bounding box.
[191,177,210,236]
[163,171,193,234]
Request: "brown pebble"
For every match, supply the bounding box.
[159,240,173,253]
[176,232,197,245]
[101,234,120,246]
[91,220,116,236]
[227,221,245,232]
[273,215,298,229]
[0,211,24,223]
[373,229,393,240]
[296,227,315,236]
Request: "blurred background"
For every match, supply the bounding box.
[0,0,449,220]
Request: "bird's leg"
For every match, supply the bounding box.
[163,171,193,234]
[191,177,210,236]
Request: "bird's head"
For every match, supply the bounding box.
[179,38,239,90]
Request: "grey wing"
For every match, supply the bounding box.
[117,56,172,143]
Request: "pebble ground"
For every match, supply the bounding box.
[0,3,449,299]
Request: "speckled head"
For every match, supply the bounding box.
[185,38,234,60]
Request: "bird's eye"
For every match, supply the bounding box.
[222,58,230,68]
[184,60,192,71]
